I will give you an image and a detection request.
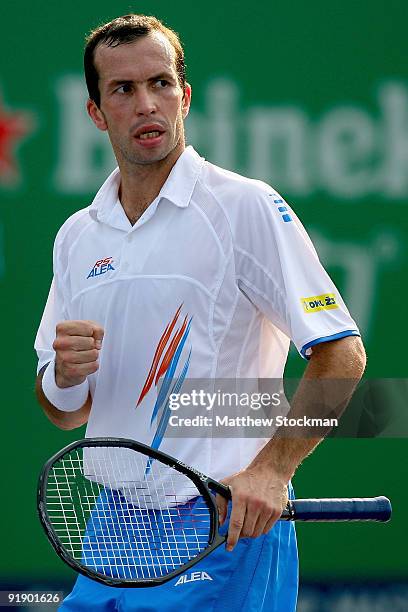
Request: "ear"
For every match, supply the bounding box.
[181,83,192,119]
[87,98,108,131]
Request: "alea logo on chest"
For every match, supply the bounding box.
[87,257,115,279]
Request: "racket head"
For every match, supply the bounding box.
[38,438,228,587]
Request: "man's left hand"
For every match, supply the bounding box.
[216,466,289,552]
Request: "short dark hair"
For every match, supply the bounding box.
[84,14,186,107]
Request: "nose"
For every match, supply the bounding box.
[133,86,157,116]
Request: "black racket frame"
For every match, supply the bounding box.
[38,437,392,587]
[38,437,232,588]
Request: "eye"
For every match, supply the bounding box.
[154,79,169,88]
[115,83,132,94]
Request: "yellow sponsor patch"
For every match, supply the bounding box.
[301,293,338,313]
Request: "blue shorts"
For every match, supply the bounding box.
[59,484,298,612]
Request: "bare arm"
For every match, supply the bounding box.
[250,334,367,481]
[218,335,366,550]
[35,320,104,431]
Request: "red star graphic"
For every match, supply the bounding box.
[0,93,34,185]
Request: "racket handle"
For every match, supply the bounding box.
[281,496,391,522]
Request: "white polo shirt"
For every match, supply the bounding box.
[35,146,359,481]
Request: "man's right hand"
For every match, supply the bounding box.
[53,320,104,388]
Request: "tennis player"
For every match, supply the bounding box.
[34,14,366,611]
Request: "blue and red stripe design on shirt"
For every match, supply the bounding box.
[136,304,192,467]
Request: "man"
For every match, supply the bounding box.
[35,14,366,612]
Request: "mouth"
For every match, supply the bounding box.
[133,124,166,147]
[138,130,163,140]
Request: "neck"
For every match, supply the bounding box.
[118,144,185,225]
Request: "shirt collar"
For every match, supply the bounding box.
[159,145,205,208]
[88,146,205,224]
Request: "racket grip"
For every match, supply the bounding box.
[282,496,391,522]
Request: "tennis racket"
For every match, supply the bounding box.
[38,437,391,588]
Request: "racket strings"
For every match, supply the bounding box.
[45,446,212,580]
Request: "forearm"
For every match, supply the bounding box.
[35,364,91,430]
[248,336,366,481]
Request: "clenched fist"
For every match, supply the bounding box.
[52,320,104,388]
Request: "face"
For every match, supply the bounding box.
[87,33,191,167]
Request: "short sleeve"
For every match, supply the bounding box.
[233,187,360,359]
[34,240,69,373]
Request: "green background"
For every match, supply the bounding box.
[1,0,406,586]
